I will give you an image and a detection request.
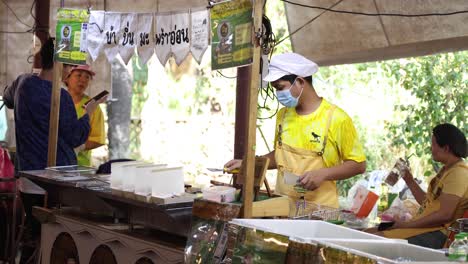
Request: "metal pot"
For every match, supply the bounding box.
[457,218,468,233]
[449,218,468,234]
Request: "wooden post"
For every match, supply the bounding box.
[47,61,63,166]
[234,66,251,186]
[242,0,264,218]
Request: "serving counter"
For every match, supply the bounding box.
[18,170,193,264]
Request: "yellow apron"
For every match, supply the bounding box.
[383,163,466,239]
[275,106,338,216]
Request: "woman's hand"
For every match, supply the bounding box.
[84,96,107,115]
[400,164,414,183]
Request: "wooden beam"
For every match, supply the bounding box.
[47,61,63,166]
[234,66,251,186]
[242,0,264,218]
[313,36,468,67]
[33,0,50,68]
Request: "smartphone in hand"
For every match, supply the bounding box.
[83,90,109,106]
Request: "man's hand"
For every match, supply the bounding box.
[299,168,328,191]
[224,159,242,171]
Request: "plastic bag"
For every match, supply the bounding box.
[381,197,418,222]
[0,148,15,192]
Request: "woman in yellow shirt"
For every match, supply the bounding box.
[379,123,467,249]
[65,65,106,166]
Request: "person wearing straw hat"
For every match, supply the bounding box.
[225,52,366,214]
[64,64,106,166]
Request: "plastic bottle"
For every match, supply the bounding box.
[378,183,389,212]
[448,232,468,261]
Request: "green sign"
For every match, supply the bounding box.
[211,0,253,70]
[55,8,89,65]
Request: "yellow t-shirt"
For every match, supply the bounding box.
[75,95,106,166]
[384,161,468,239]
[274,98,366,167]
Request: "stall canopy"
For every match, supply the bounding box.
[1,0,468,89]
[284,0,468,66]
[0,0,207,92]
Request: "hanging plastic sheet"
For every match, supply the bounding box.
[136,13,154,65]
[225,223,376,264]
[225,224,289,264]
[87,11,105,61]
[190,9,209,64]
[119,13,138,65]
[103,12,122,62]
[184,199,240,264]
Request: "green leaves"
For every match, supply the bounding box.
[385,51,468,175]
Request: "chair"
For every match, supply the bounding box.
[444,210,468,248]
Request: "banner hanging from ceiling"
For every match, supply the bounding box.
[56,4,253,70]
[55,8,90,65]
[210,0,253,70]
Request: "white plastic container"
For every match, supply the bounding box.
[110,161,146,190]
[230,219,385,240]
[134,164,167,196]
[202,186,236,203]
[151,167,185,197]
[121,162,148,193]
[318,239,450,263]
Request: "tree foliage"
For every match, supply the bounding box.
[384,51,468,175]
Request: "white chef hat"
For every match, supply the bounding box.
[263,52,319,82]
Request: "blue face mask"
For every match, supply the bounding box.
[276,79,303,108]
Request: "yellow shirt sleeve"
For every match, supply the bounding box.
[88,105,106,145]
[442,165,468,197]
[330,110,366,163]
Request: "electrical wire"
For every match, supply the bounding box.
[216,70,237,79]
[281,0,468,17]
[276,0,344,46]
[30,0,37,21]
[0,30,32,34]
[1,0,33,28]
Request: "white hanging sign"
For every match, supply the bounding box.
[103,12,121,62]
[171,12,190,65]
[155,13,172,65]
[136,13,154,65]
[191,9,209,64]
[81,9,214,67]
[87,11,105,61]
[119,13,137,65]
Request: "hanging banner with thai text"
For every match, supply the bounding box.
[119,13,138,64]
[210,0,253,70]
[55,8,89,65]
[136,13,154,65]
[103,12,122,62]
[87,11,105,61]
[191,9,209,64]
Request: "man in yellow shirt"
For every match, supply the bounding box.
[65,65,106,166]
[225,52,366,212]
